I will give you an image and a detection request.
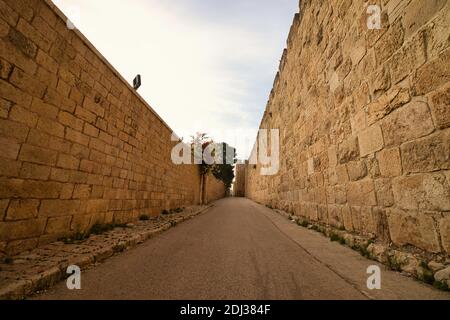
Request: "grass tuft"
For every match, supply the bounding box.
[330,233,346,245]
[387,255,402,272]
[433,280,450,291]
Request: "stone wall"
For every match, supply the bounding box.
[233,163,246,197]
[246,0,450,257]
[205,174,227,204]
[0,0,224,256]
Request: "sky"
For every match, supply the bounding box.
[53,0,298,160]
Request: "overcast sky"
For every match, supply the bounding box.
[53,0,298,159]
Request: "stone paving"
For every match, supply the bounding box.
[0,205,212,299]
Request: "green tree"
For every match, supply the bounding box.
[212,142,236,190]
[190,134,236,202]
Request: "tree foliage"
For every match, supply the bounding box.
[190,133,236,190]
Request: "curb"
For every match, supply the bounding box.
[269,206,450,293]
[0,204,214,300]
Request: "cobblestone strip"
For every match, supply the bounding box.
[0,205,213,300]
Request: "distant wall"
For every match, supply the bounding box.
[246,0,450,256]
[233,164,246,197]
[0,0,224,256]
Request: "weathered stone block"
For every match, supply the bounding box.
[371,208,390,241]
[327,205,342,228]
[36,117,65,138]
[19,144,58,166]
[358,125,384,156]
[428,84,450,129]
[58,111,84,131]
[353,82,370,109]
[31,98,58,119]
[412,48,450,96]
[389,31,426,84]
[39,200,81,217]
[337,136,359,164]
[36,49,58,74]
[347,160,367,181]
[335,165,349,184]
[9,104,38,127]
[6,28,37,58]
[24,180,61,198]
[86,199,109,213]
[0,158,20,177]
[70,214,92,234]
[367,87,410,125]
[65,128,90,146]
[0,79,33,108]
[83,123,99,137]
[403,0,447,39]
[0,57,12,79]
[377,147,402,177]
[369,66,391,99]
[20,162,51,180]
[327,145,337,167]
[347,180,377,206]
[374,179,394,207]
[423,0,450,59]
[0,199,9,221]
[350,110,366,135]
[74,106,96,124]
[60,183,74,200]
[0,136,20,160]
[392,173,450,211]
[45,216,72,235]
[381,101,434,146]
[374,19,404,65]
[0,98,11,119]
[10,68,46,98]
[0,219,47,241]
[5,199,39,221]
[387,209,441,253]
[359,206,374,236]
[401,130,450,174]
[57,154,80,170]
[350,206,361,233]
[73,184,91,199]
[341,205,353,231]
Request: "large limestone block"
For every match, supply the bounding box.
[401,130,450,174]
[381,101,434,146]
[412,48,450,96]
[427,83,450,129]
[392,173,450,211]
[403,0,447,39]
[347,179,377,206]
[0,218,47,241]
[377,147,402,177]
[387,209,441,253]
[358,125,384,156]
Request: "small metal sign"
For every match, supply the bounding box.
[133,74,141,90]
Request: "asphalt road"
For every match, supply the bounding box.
[34,197,449,300]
